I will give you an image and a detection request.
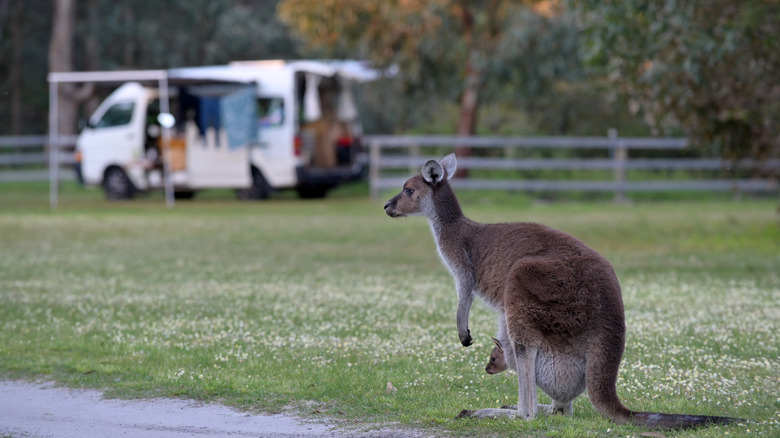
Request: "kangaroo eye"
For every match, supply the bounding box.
[404,188,415,196]
[490,358,496,363]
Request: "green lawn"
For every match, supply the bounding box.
[0,182,778,437]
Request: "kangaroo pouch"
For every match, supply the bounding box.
[535,349,587,404]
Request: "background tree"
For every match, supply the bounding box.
[0,0,50,135]
[0,0,300,136]
[278,0,574,175]
[2,0,649,143]
[50,0,96,136]
[574,0,780,169]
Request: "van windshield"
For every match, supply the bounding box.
[94,101,135,128]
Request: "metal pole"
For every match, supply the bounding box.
[158,76,175,207]
[48,82,59,208]
[369,140,380,201]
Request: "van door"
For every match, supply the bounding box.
[254,94,297,186]
[185,85,253,188]
[77,82,149,188]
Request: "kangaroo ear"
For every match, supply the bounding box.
[492,337,502,349]
[422,160,445,185]
[439,153,457,179]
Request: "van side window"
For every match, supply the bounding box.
[257,97,284,127]
[94,101,135,128]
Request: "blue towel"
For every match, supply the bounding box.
[220,87,257,149]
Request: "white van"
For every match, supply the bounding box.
[75,60,373,200]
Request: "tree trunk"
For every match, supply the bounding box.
[49,0,77,135]
[454,50,482,178]
[49,0,94,135]
[453,2,481,178]
[8,0,21,135]
[0,0,10,51]
[121,5,135,68]
[82,0,100,115]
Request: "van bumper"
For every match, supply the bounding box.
[295,154,368,188]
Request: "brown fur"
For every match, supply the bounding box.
[384,154,743,429]
[486,337,508,375]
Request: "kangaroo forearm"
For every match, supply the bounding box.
[456,293,474,346]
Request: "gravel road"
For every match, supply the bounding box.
[0,381,430,438]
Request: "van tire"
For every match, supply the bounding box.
[237,167,270,200]
[297,185,328,199]
[103,167,135,200]
[174,191,196,200]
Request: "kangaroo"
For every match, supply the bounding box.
[486,337,508,375]
[485,336,574,416]
[383,153,742,429]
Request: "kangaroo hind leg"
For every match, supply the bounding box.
[538,400,573,416]
[512,341,539,419]
[458,332,538,421]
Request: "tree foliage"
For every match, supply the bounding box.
[78,0,298,70]
[574,0,780,163]
[278,0,575,139]
[0,0,51,135]
[7,0,769,160]
[0,0,299,135]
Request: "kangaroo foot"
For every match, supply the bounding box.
[457,408,517,419]
[500,403,568,416]
[538,403,555,415]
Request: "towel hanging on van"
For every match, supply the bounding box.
[304,74,322,122]
[220,86,258,149]
[337,76,357,122]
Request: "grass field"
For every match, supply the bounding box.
[1,182,778,437]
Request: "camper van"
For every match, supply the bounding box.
[75,60,373,200]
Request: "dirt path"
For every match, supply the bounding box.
[0,381,429,438]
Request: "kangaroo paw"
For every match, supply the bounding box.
[459,329,473,347]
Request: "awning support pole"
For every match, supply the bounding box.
[158,76,175,208]
[48,82,59,208]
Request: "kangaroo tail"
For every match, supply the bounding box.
[586,332,744,429]
[629,412,742,429]
[587,365,744,429]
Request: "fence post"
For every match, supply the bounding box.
[408,144,420,176]
[369,139,380,201]
[610,129,627,203]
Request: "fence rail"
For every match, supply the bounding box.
[366,135,779,201]
[3,135,778,201]
[0,135,79,182]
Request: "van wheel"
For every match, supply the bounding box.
[237,167,270,200]
[297,185,328,199]
[104,167,135,200]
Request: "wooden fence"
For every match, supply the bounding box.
[366,135,779,201]
[3,134,778,203]
[0,135,79,182]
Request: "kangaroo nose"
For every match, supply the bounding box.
[383,201,391,210]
